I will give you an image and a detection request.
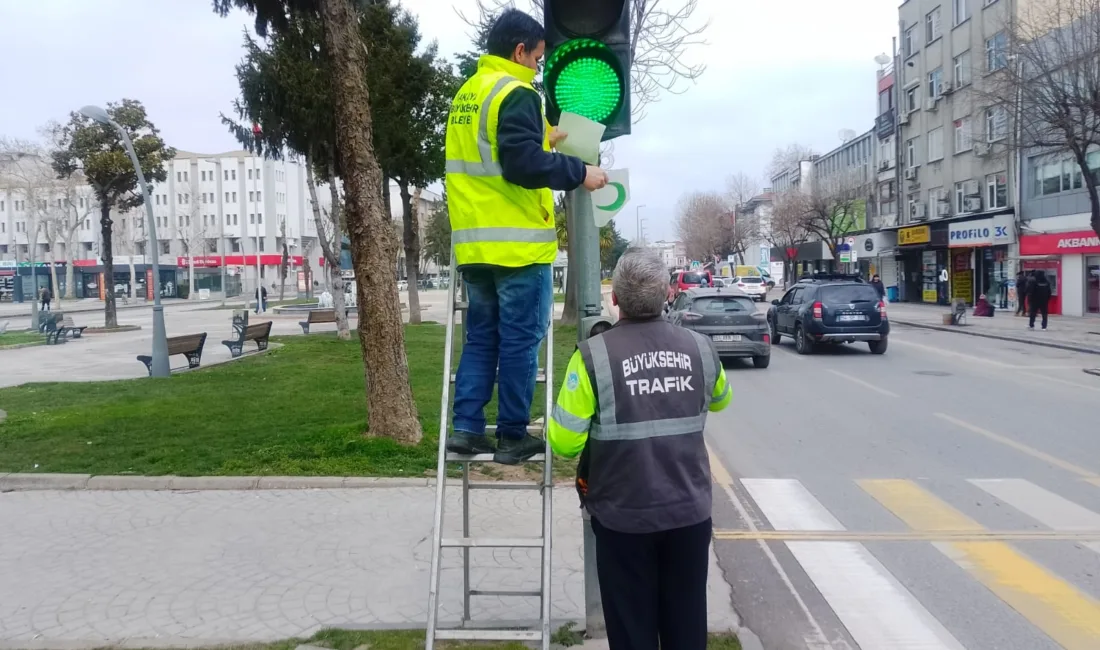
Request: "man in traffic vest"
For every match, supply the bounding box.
[445,8,609,465]
[548,251,732,650]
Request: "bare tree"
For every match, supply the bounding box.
[40,121,97,299]
[768,143,815,179]
[801,169,870,263]
[112,207,147,300]
[175,181,208,299]
[763,191,811,285]
[304,159,351,340]
[674,190,733,262]
[0,140,53,325]
[983,0,1100,236]
[726,171,760,207]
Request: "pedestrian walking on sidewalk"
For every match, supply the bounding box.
[443,8,609,465]
[547,251,732,650]
[1028,270,1052,330]
[1015,270,1029,316]
[39,286,51,312]
[870,274,886,301]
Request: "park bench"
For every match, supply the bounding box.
[222,320,273,358]
[60,316,87,339]
[40,313,68,345]
[300,309,338,334]
[137,332,207,375]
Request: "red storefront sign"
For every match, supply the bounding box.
[176,255,304,268]
[1019,230,1100,256]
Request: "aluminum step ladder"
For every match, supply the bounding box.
[425,260,555,649]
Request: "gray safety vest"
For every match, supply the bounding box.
[577,318,720,534]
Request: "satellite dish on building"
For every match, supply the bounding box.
[838,129,857,143]
[874,53,892,66]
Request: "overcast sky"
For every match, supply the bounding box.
[0,0,898,241]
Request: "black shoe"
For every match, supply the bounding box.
[446,432,495,455]
[494,435,545,465]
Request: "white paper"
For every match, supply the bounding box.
[591,169,629,227]
[555,112,605,165]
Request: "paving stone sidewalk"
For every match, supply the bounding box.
[0,487,738,646]
[887,301,1100,354]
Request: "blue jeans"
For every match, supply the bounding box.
[453,264,552,440]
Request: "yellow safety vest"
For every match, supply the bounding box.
[445,55,558,268]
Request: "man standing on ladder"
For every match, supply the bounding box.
[444,8,609,464]
[547,251,732,649]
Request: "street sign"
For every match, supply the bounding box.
[840,251,852,263]
[691,261,700,269]
[847,237,856,245]
[591,169,629,226]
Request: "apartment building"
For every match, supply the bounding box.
[895,0,1018,306]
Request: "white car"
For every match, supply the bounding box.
[733,276,768,301]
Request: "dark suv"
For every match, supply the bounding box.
[767,274,889,355]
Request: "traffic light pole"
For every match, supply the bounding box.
[569,186,607,638]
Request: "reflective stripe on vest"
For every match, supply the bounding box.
[452,226,557,245]
[445,76,513,178]
[584,333,716,442]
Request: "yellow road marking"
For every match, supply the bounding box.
[705,441,734,487]
[861,479,1100,649]
[713,530,1100,542]
[935,413,1100,479]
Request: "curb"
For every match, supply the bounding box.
[892,319,1100,356]
[0,474,559,492]
[1084,368,1100,377]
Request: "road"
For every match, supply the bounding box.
[704,319,1100,650]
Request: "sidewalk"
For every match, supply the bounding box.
[0,298,188,321]
[886,301,1100,354]
[0,487,739,645]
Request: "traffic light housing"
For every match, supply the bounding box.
[543,0,632,141]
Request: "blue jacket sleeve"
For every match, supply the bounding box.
[496,88,587,192]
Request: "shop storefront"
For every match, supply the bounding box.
[73,257,179,301]
[1019,230,1100,316]
[853,231,900,297]
[947,214,1016,307]
[0,261,67,302]
[894,223,950,304]
[178,254,305,299]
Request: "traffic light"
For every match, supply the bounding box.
[543,0,631,141]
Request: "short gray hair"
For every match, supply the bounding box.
[612,250,669,319]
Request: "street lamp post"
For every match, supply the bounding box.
[635,204,646,245]
[80,105,169,378]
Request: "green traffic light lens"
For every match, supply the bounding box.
[545,38,625,126]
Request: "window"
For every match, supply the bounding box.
[1032,152,1091,196]
[926,8,941,43]
[177,193,182,205]
[955,181,973,213]
[201,171,206,181]
[986,172,1008,208]
[954,0,969,25]
[928,127,944,161]
[907,137,918,167]
[247,169,253,180]
[904,25,917,57]
[232,170,236,180]
[85,219,90,230]
[929,68,943,97]
[256,191,262,201]
[928,186,945,208]
[177,171,182,182]
[986,31,1007,71]
[155,194,160,205]
[160,240,171,255]
[255,168,261,180]
[227,214,231,226]
[954,51,971,85]
[986,105,1008,140]
[232,239,241,253]
[184,171,189,182]
[224,170,229,181]
[202,193,208,204]
[232,192,237,202]
[249,191,254,202]
[257,212,263,224]
[250,213,255,224]
[1,200,5,211]
[225,192,230,202]
[234,214,239,225]
[954,117,972,152]
[258,237,265,252]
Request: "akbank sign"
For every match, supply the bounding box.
[948,215,1016,248]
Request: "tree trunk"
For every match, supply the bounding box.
[64,228,77,299]
[47,228,61,304]
[99,201,118,327]
[188,252,196,300]
[129,258,137,299]
[400,180,422,324]
[320,0,421,444]
[304,157,351,340]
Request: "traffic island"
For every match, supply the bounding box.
[85,324,142,334]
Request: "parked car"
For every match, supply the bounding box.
[767,273,889,355]
[397,280,408,292]
[667,287,771,368]
[732,276,768,301]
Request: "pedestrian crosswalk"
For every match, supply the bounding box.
[715,476,1100,650]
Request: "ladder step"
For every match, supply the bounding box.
[451,372,546,384]
[467,481,542,490]
[441,536,544,548]
[468,588,543,597]
[434,629,542,642]
[445,453,546,463]
[455,301,469,311]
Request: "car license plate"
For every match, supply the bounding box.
[838,314,867,322]
[713,334,741,342]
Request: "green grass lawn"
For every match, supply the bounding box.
[0,323,578,477]
[0,330,45,347]
[120,627,740,650]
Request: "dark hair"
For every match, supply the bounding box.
[485,8,545,59]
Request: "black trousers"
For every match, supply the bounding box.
[592,516,711,650]
[1029,299,1049,329]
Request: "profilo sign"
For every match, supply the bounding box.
[948,215,1016,247]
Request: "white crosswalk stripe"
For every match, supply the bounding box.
[724,477,1100,650]
[741,479,966,650]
